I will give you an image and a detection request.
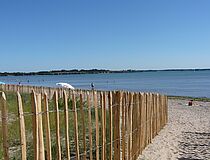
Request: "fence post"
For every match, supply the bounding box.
[101,92,105,160]
[166,96,168,124]
[113,91,122,160]
[87,91,93,160]
[157,94,160,133]
[153,94,157,138]
[137,93,141,156]
[36,93,45,159]
[103,92,107,160]
[143,93,147,150]
[80,91,87,160]
[73,92,80,160]
[121,92,126,160]
[159,95,163,129]
[139,93,143,153]
[127,92,133,159]
[150,93,154,141]
[132,93,137,159]
[138,93,143,155]
[63,90,70,160]
[31,91,39,160]
[108,91,113,160]
[54,91,62,160]
[93,91,99,160]
[0,92,9,160]
[149,93,152,144]
[17,92,27,160]
[43,93,52,160]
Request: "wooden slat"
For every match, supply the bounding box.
[133,93,140,159]
[63,91,70,160]
[164,95,166,125]
[125,92,129,159]
[17,92,27,160]
[73,92,80,160]
[87,92,93,160]
[150,94,153,140]
[80,92,86,160]
[54,91,62,160]
[162,95,165,126]
[101,92,105,160]
[108,91,113,160]
[162,95,164,128]
[143,93,147,149]
[93,91,99,160]
[128,92,133,159]
[113,91,121,160]
[131,93,136,159]
[166,96,168,124]
[146,93,149,145]
[31,91,39,160]
[43,93,52,160]
[139,93,143,153]
[103,92,107,160]
[0,92,9,160]
[36,93,45,159]
[150,93,153,141]
[153,94,157,137]
[149,93,152,144]
[154,94,157,136]
[152,94,156,139]
[159,95,163,129]
[157,94,160,133]
[164,95,166,126]
[137,93,141,156]
[165,95,168,125]
[159,95,162,129]
[127,93,131,159]
[121,92,126,160]
[138,93,142,155]
[136,93,140,157]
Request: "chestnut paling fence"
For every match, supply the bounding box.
[0,84,168,160]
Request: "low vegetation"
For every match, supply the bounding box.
[0,91,111,159]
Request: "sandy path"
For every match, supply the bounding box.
[138,99,210,160]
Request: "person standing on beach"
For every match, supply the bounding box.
[91,82,94,90]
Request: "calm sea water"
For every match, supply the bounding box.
[1,70,210,98]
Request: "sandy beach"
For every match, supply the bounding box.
[138,99,210,160]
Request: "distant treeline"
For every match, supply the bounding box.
[0,69,137,76]
[0,69,210,76]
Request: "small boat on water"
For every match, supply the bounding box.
[56,82,75,90]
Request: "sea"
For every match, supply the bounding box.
[0,70,210,98]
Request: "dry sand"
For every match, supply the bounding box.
[138,99,210,160]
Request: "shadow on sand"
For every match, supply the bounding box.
[178,132,210,160]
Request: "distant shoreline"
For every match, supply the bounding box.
[0,68,210,76]
[168,95,210,102]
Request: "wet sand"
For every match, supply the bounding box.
[138,99,210,160]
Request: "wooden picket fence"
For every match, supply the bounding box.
[0,84,168,160]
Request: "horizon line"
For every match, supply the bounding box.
[1,68,210,74]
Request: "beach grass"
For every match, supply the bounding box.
[0,91,111,159]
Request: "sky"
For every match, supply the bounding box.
[0,0,210,72]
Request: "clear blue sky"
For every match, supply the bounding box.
[0,0,210,72]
